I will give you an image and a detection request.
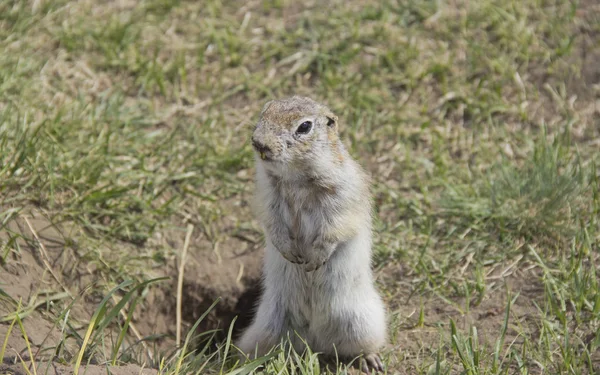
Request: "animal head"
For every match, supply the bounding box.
[251,96,340,171]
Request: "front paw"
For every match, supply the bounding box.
[301,257,327,272]
[272,237,306,265]
[301,241,336,272]
[280,249,306,265]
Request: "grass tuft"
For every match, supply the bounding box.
[440,127,591,245]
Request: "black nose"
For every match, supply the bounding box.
[252,137,271,154]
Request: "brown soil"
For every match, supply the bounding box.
[376,259,548,374]
[0,361,157,375]
[532,0,600,142]
[0,204,265,374]
[137,221,264,347]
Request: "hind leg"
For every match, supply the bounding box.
[237,302,310,358]
[238,246,310,358]
[310,288,387,373]
[237,314,310,359]
[359,353,385,374]
[237,323,279,358]
[319,352,384,375]
[237,297,286,358]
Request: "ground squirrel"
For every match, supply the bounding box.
[237,96,387,373]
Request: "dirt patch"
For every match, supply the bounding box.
[1,207,265,368]
[529,0,600,141]
[566,0,600,133]
[0,209,165,375]
[0,361,157,375]
[137,231,263,347]
[380,262,546,372]
[0,212,76,359]
[134,195,265,350]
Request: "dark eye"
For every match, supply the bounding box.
[296,121,312,134]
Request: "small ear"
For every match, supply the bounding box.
[326,115,338,128]
[260,100,274,115]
